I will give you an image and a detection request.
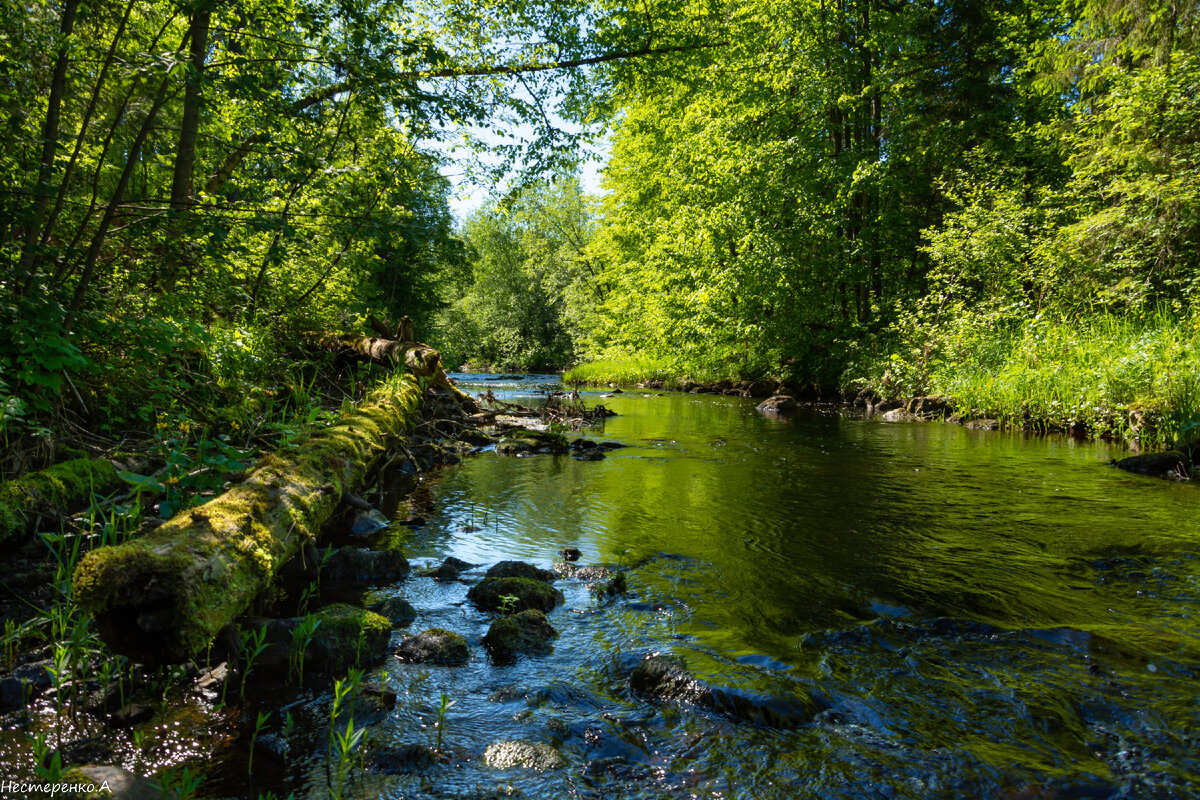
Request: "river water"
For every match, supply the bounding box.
[13,373,1196,799]
[279,373,1198,799]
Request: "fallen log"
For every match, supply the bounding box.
[318,334,442,377]
[73,373,432,664]
[0,458,122,543]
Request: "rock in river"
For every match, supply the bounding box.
[468,577,563,613]
[483,740,566,771]
[756,395,797,415]
[495,430,569,456]
[395,628,470,665]
[324,546,410,583]
[483,610,558,662]
[485,560,556,582]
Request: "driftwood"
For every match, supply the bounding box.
[0,458,121,542]
[74,373,435,664]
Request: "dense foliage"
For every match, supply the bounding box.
[548,0,1199,440]
[0,0,707,471]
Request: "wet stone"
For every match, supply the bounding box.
[395,628,470,665]
[0,677,25,711]
[62,766,159,800]
[371,596,417,626]
[630,654,710,704]
[572,450,605,461]
[485,560,556,582]
[468,577,564,614]
[756,395,797,415]
[351,508,389,536]
[483,610,558,663]
[483,740,566,771]
[559,547,582,562]
[366,743,438,774]
[324,547,410,583]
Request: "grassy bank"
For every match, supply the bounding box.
[563,357,677,386]
[568,311,1200,449]
[849,309,1200,447]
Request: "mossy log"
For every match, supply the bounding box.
[73,375,427,665]
[319,334,441,377]
[0,458,121,542]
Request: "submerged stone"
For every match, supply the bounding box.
[366,743,438,774]
[467,577,564,613]
[483,610,558,663]
[483,740,566,771]
[324,547,410,583]
[485,560,556,582]
[60,766,159,800]
[395,628,469,665]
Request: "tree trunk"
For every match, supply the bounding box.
[73,369,463,664]
[170,7,212,211]
[18,0,79,290]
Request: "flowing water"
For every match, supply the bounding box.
[296,373,1199,800]
[10,374,1200,799]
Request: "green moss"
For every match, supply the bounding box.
[482,609,558,662]
[467,577,564,613]
[73,374,430,664]
[495,430,569,455]
[0,458,121,542]
[312,603,392,673]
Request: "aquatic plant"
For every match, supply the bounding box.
[434,691,456,756]
[238,625,269,700]
[289,614,321,685]
[158,765,203,800]
[248,710,269,775]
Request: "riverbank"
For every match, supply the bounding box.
[565,311,1200,454]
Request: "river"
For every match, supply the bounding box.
[278,373,1198,799]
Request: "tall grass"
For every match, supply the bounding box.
[563,357,675,385]
[908,308,1200,445]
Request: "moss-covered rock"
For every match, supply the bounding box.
[370,596,417,626]
[484,560,555,582]
[483,609,558,663]
[395,628,469,665]
[309,603,392,673]
[483,740,565,771]
[0,458,121,542]
[467,577,563,613]
[494,430,568,456]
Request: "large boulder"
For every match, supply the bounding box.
[485,560,555,582]
[1115,450,1194,479]
[395,628,469,665]
[756,395,797,415]
[467,577,563,613]
[482,610,558,663]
